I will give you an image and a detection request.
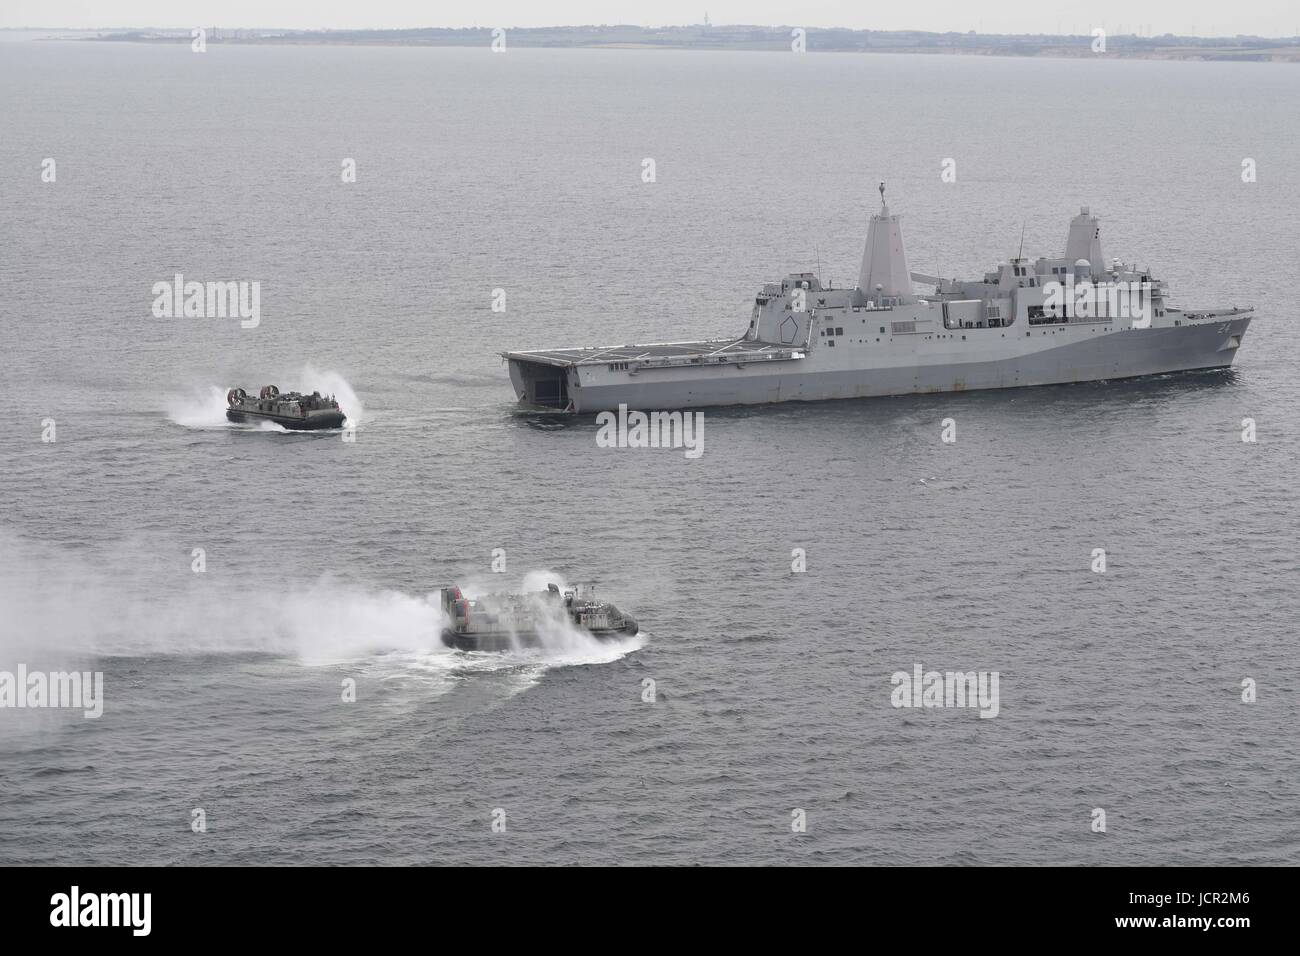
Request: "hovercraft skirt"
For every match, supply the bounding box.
[441,621,638,653]
[226,409,346,430]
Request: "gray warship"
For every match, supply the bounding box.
[438,582,639,652]
[226,385,346,430]
[504,186,1253,412]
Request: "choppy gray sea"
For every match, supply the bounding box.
[1,38,1298,865]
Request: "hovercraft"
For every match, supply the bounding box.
[226,385,346,430]
[438,582,639,652]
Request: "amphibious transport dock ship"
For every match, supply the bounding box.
[226,385,346,430]
[504,186,1252,412]
[438,582,638,652]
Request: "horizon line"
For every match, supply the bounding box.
[5,24,1300,41]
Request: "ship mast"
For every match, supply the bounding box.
[857,181,914,306]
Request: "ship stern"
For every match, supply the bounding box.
[507,356,572,410]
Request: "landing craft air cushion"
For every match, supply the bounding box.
[438,583,639,652]
[226,385,346,430]
[504,185,1252,412]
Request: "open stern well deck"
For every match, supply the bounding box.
[505,338,805,408]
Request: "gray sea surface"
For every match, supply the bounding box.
[1,40,1297,864]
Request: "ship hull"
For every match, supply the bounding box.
[510,316,1251,413]
[441,621,639,653]
[226,409,346,430]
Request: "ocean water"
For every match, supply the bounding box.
[1,39,1298,865]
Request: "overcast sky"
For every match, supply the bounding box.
[4,1,1298,38]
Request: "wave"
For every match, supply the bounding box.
[0,536,639,674]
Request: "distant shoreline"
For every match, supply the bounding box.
[16,25,1300,63]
